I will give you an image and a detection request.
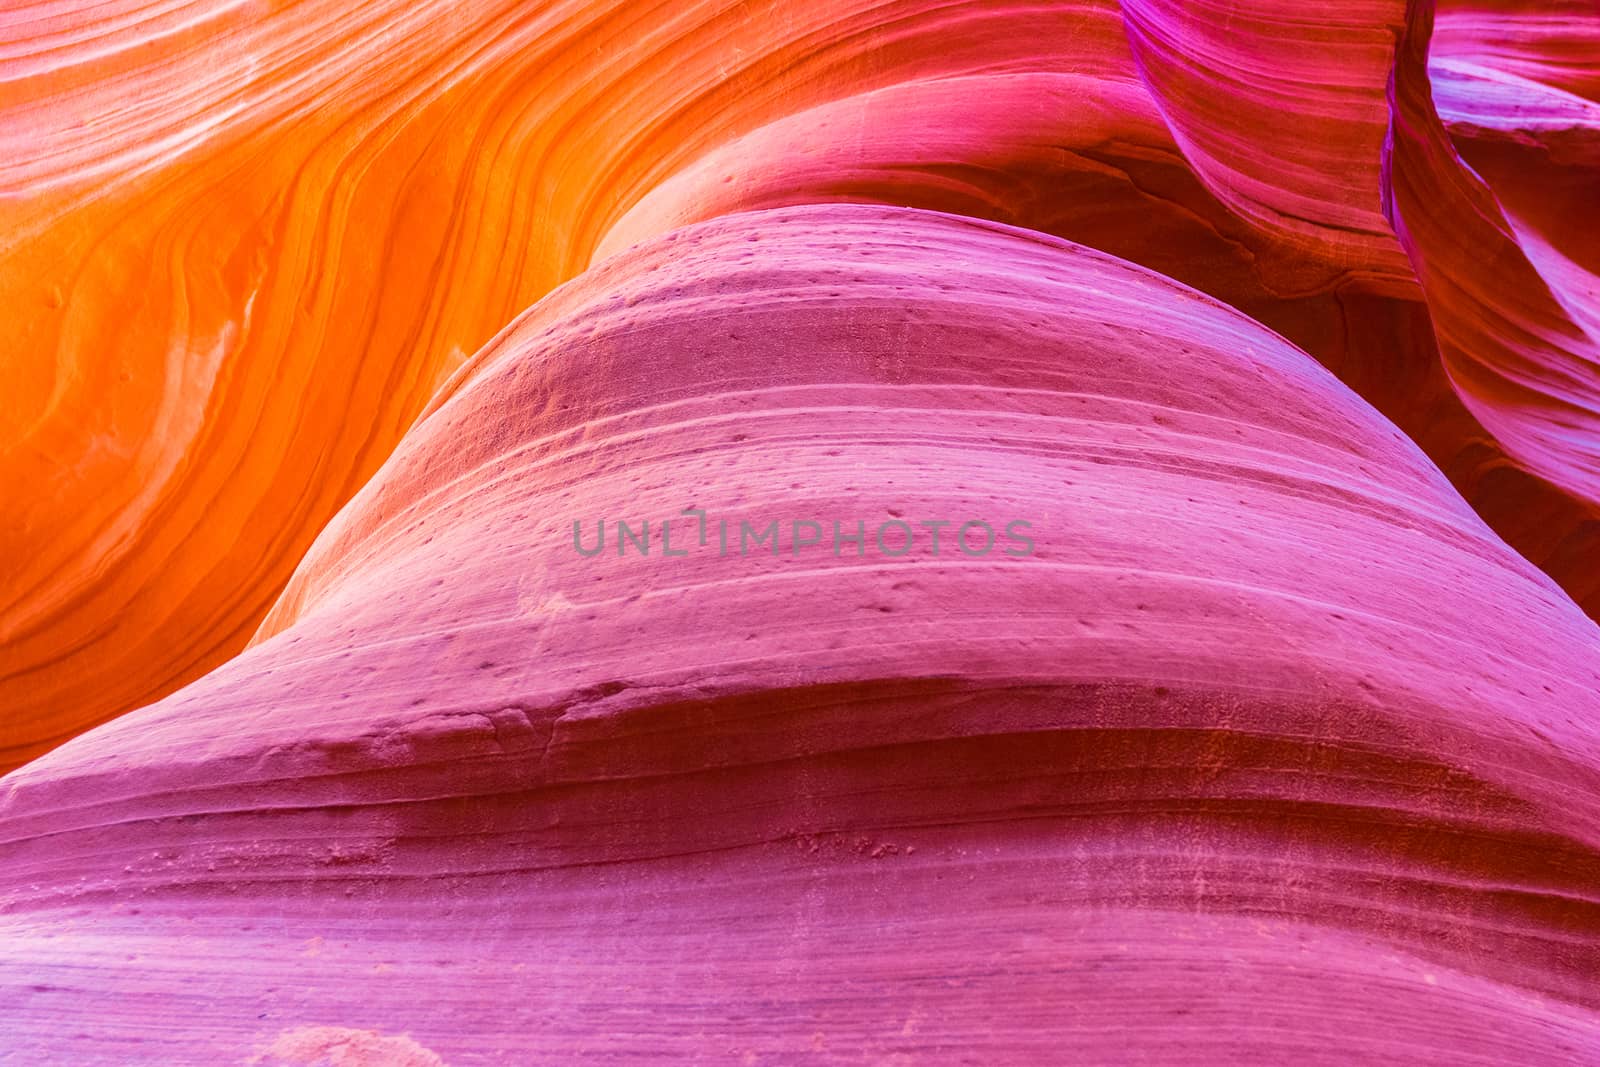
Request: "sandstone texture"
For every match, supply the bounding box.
[1,0,1598,1062]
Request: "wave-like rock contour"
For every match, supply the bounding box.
[2,0,1600,1062]
[4,207,1600,1062]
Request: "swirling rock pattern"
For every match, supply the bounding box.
[1,0,1599,1063]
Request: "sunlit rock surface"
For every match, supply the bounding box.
[2,0,1599,1062]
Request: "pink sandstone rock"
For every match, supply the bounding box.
[4,206,1600,1061]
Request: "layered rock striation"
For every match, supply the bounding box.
[2,0,1599,1062]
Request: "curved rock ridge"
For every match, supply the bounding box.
[1384,0,1600,611]
[1120,0,1416,275]
[5,0,1600,771]
[0,0,1144,771]
[4,207,1600,1061]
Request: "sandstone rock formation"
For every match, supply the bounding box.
[1,0,1598,1062]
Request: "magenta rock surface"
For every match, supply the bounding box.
[4,206,1600,1062]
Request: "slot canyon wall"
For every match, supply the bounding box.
[1,0,1598,1062]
